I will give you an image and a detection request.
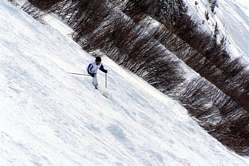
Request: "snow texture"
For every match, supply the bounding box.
[185,0,249,61]
[0,0,249,165]
[216,0,249,59]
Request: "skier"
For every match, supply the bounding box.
[87,56,108,89]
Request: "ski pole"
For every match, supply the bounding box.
[105,73,108,89]
[68,72,91,76]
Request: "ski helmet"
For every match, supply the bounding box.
[95,56,102,62]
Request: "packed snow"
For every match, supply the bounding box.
[0,0,249,165]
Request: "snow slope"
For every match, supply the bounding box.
[216,0,249,58]
[186,0,249,59]
[0,0,249,165]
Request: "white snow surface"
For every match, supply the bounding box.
[1,0,249,165]
[216,0,249,59]
[185,0,249,60]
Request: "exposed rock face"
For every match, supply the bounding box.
[22,0,249,155]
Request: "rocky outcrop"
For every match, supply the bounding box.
[22,0,249,155]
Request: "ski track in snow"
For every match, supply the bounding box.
[0,0,249,165]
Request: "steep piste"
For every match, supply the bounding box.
[3,0,249,165]
[20,0,249,155]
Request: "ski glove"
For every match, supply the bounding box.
[100,65,108,73]
[89,73,95,77]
